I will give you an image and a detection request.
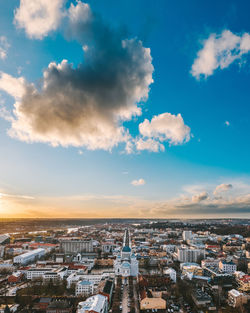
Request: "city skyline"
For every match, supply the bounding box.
[0,0,250,218]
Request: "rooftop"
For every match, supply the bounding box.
[78,294,107,313]
[122,246,131,252]
[78,280,93,286]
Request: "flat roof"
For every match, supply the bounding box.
[15,248,45,258]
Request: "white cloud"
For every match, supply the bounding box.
[191,30,250,79]
[0,72,26,100]
[0,192,34,200]
[225,120,230,126]
[14,0,65,39]
[1,2,154,151]
[131,178,146,186]
[139,113,191,146]
[192,191,209,203]
[0,36,10,60]
[214,183,233,195]
[136,138,165,152]
[0,105,13,122]
[68,1,91,26]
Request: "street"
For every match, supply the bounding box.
[122,284,129,313]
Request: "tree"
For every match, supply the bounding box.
[4,306,10,313]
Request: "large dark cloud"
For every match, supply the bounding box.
[5,1,154,150]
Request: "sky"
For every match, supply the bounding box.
[0,0,250,218]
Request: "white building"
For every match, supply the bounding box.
[77,294,108,313]
[219,260,237,273]
[201,258,220,268]
[75,280,94,296]
[102,243,116,254]
[60,239,93,254]
[114,230,138,281]
[228,289,248,307]
[0,262,14,270]
[43,272,60,281]
[182,231,193,241]
[162,244,176,253]
[163,268,176,283]
[67,273,102,288]
[0,234,10,244]
[177,247,205,263]
[26,268,54,280]
[13,248,45,265]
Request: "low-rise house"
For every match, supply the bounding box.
[67,264,88,275]
[8,271,23,284]
[95,259,113,267]
[139,289,166,310]
[181,263,203,279]
[37,298,51,311]
[201,258,220,268]
[46,299,73,313]
[191,289,214,309]
[228,289,248,308]
[163,267,176,283]
[238,275,250,292]
[101,243,116,254]
[223,243,242,252]
[0,304,19,312]
[205,244,220,251]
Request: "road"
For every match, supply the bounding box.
[122,284,128,313]
[133,279,139,313]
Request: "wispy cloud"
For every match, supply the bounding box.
[191,30,250,79]
[0,192,34,200]
[0,36,10,60]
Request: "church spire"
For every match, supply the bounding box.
[123,229,130,248]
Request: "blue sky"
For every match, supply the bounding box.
[0,0,250,218]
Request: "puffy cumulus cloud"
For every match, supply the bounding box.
[191,30,250,79]
[225,121,230,126]
[214,183,233,195]
[67,1,91,32]
[138,113,191,148]
[1,1,153,151]
[14,0,65,39]
[192,191,209,203]
[135,138,165,153]
[0,36,10,60]
[131,178,146,186]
